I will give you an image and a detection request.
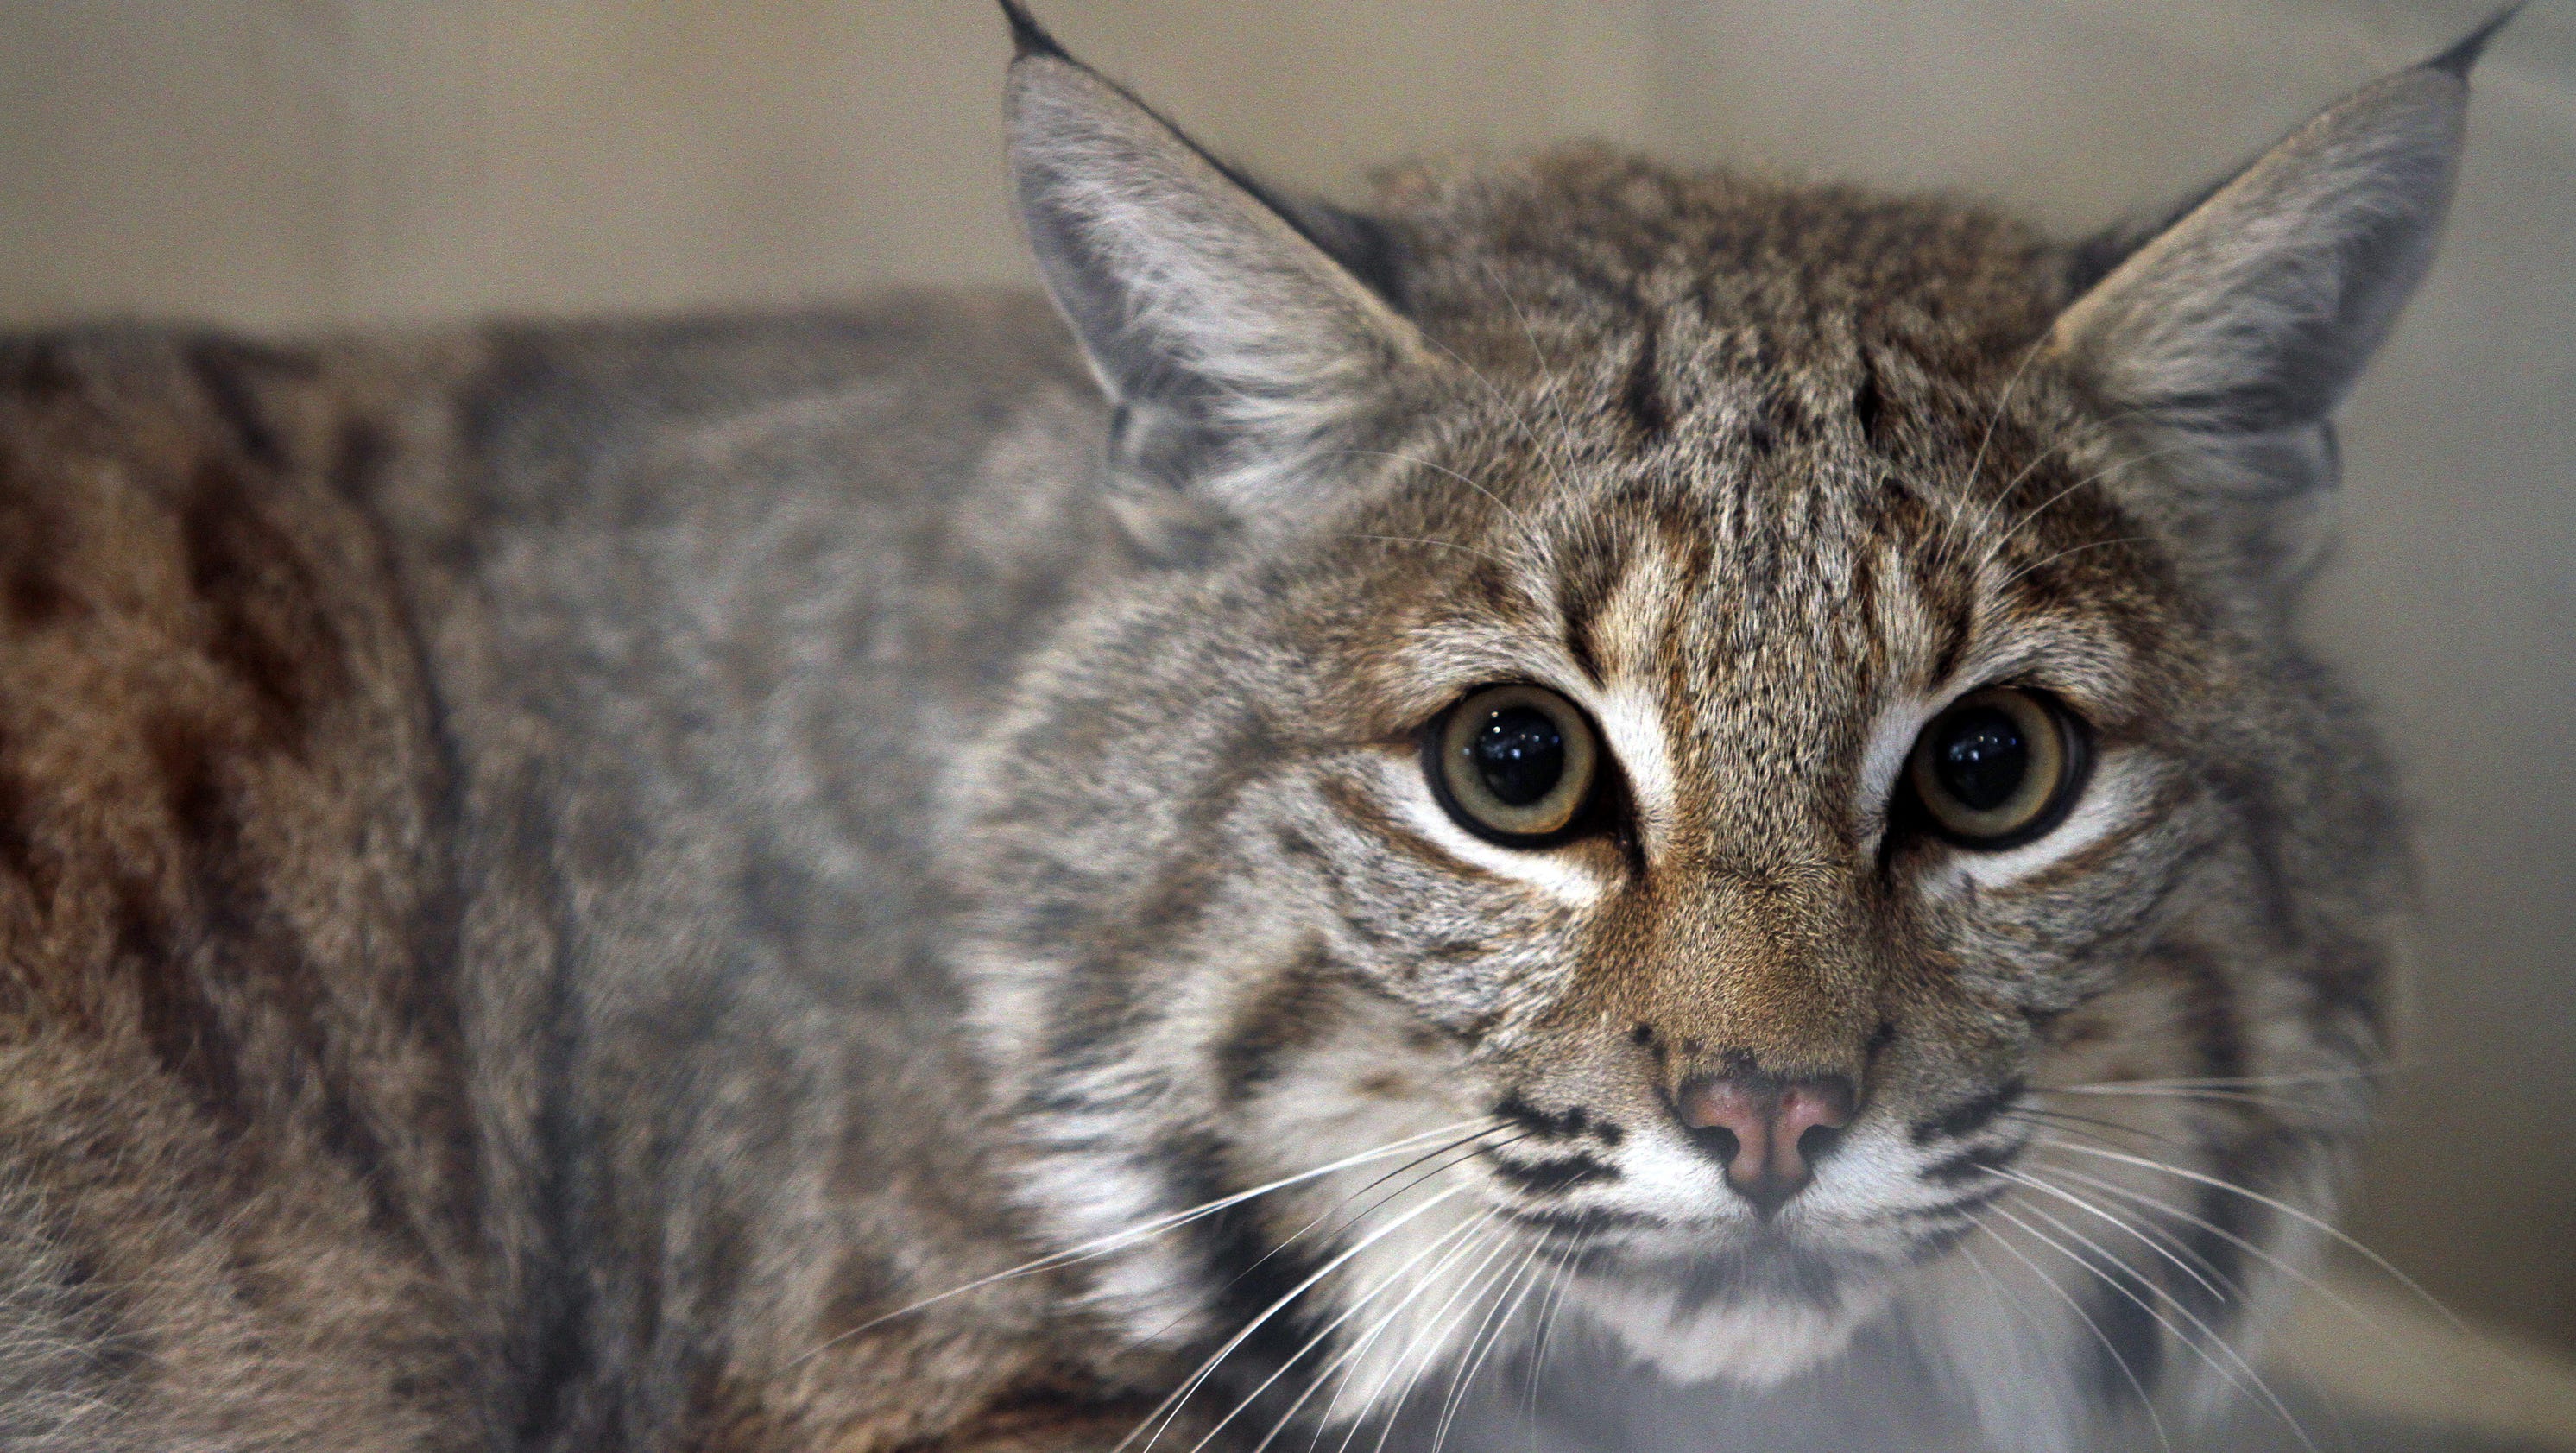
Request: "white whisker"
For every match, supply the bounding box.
[1987,1166,2234,1310]
[1175,1126,1530,1348]
[1993,536,2153,593]
[1476,257,1582,451]
[1327,449,1525,522]
[1119,1185,1472,1453]
[1948,338,2052,556]
[1520,1230,1591,1442]
[1411,329,1550,457]
[1186,1206,1501,1453]
[2047,1084,2325,1112]
[797,1118,1498,1365]
[1352,1223,1528,1453]
[1430,1236,1548,1453]
[2055,1068,2401,1090]
[799,1122,1497,1368]
[1988,1195,2320,1453]
[1344,534,1521,572]
[2032,1138,2472,1340]
[2025,1159,2402,1357]
[1973,1222,2179,1453]
[1970,439,2206,581]
[1247,1210,1509,1453]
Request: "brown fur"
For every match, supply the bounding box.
[0,334,483,1447]
[0,9,2493,1450]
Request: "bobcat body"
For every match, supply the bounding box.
[0,8,2497,1450]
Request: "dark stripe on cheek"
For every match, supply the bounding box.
[1923,1142,2018,1186]
[1898,1185,2007,1222]
[1493,1093,1622,1146]
[1315,775,1506,888]
[1485,1152,1618,1195]
[1911,1077,2026,1145]
[2171,1143,2265,1330]
[1215,950,1342,1106]
[1907,1219,1983,1260]
[1501,1205,1662,1239]
[2168,946,2248,1084]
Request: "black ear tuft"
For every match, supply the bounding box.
[2427,3,2521,79]
[997,0,1070,61]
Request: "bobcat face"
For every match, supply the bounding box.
[963,306,2242,1397]
[1267,391,2214,1386]
[954,5,2472,1446]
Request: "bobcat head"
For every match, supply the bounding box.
[949,6,2494,1446]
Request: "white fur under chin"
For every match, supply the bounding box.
[1571,1274,1886,1388]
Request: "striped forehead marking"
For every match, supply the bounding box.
[1566,538,1688,855]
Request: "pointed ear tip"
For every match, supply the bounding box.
[997,0,1072,62]
[2426,3,2522,79]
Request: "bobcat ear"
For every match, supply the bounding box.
[999,3,1434,543]
[2051,16,2498,431]
[2046,12,2503,584]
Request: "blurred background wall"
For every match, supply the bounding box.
[3,0,2569,1356]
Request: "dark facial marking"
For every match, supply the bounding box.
[1484,1150,1619,1195]
[1215,950,1341,1105]
[1500,1205,1664,1241]
[1911,1078,2028,1146]
[1922,1141,2021,1187]
[1493,1093,1622,1146]
[1159,1129,1335,1387]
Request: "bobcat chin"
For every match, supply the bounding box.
[0,4,2501,1450]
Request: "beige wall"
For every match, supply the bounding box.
[5,0,2572,1352]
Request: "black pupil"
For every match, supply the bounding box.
[1471,706,1565,807]
[1935,705,2030,812]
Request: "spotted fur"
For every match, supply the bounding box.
[0,8,2497,1452]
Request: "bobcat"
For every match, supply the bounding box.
[0,4,2502,1450]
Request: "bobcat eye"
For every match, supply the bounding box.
[1427,685,1600,845]
[1905,688,2087,849]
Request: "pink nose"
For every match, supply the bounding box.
[1675,1074,1857,1215]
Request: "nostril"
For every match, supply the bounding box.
[1796,1121,1845,1166]
[1688,1123,1742,1168]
